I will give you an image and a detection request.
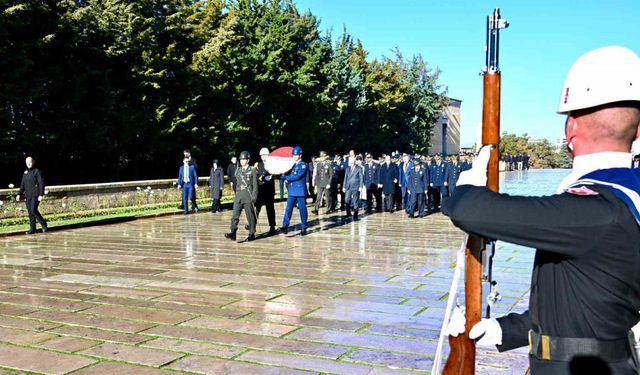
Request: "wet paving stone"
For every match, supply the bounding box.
[167,355,314,375]
[79,342,184,367]
[0,193,536,374]
[0,342,96,374]
[72,361,180,375]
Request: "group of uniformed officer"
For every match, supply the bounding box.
[503,153,530,171]
[220,146,473,241]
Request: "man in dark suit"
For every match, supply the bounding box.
[209,160,224,212]
[255,147,277,235]
[16,156,47,234]
[343,155,364,220]
[177,157,199,215]
[363,153,381,214]
[378,154,399,213]
[227,156,238,192]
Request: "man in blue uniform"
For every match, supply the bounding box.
[177,157,199,215]
[280,146,308,235]
[445,156,462,196]
[407,159,429,218]
[429,154,447,212]
[343,155,364,221]
[363,153,381,214]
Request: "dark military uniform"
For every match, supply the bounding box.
[229,165,258,236]
[313,158,334,214]
[255,161,276,230]
[429,160,447,211]
[445,161,462,196]
[332,159,346,211]
[443,176,640,375]
[407,164,428,217]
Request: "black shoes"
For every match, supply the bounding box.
[311,209,319,215]
[280,226,288,235]
[268,227,279,236]
[26,230,36,235]
[300,228,307,236]
[224,232,237,240]
[246,233,256,242]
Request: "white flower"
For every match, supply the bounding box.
[62,203,66,208]
[0,201,3,206]
[146,186,151,190]
[44,190,49,195]
[136,186,141,190]
[8,184,14,189]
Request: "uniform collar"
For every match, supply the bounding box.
[556,152,632,193]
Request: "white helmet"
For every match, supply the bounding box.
[259,147,270,156]
[557,46,640,114]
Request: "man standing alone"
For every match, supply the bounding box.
[177,157,199,214]
[16,156,47,234]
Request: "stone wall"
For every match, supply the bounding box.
[0,177,234,221]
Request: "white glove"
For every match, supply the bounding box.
[445,306,466,337]
[469,318,502,347]
[456,145,493,187]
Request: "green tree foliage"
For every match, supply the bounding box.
[0,0,446,184]
[500,132,571,169]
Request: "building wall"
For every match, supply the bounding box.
[430,99,462,155]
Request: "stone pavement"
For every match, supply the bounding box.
[0,202,532,374]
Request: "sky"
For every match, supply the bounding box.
[294,0,640,147]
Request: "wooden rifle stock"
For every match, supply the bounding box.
[442,8,505,375]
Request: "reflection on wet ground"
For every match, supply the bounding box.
[0,170,568,374]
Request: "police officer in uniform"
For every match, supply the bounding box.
[281,146,308,235]
[445,156,462,197]
[312,151,333,215]
[225,151,258,242]
[407,159,428,218]
[363,153,381,214]
[254,147,277,235]
[332,155,346,211]
[429,154,447,211]
[16,156,48,234]
[444,46,640,375]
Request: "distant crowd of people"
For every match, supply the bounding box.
[176,147,476,242]
[503,153,530,171]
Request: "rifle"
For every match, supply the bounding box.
[442,8,508,375]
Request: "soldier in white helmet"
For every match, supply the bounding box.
[443,46,640,374]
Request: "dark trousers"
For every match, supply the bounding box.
[181,184,198,213]
[315,186,332,212]
[230,191,256,234]
[330,182,339,210]
[255,191,276,228]
[365,185,380,213]
[211,198,222,212]
[26,197,46,231]
[383,192,395,212]
[394,185,403,210]
[432,185,444,211]
[408,192,425,217]
[282,196,308,228]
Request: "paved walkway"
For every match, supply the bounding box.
[0,203,531,374]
